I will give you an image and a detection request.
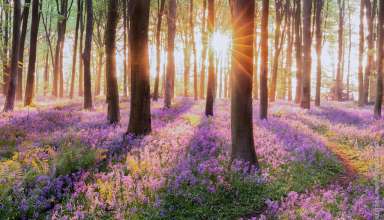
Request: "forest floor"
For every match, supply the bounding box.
[0,96,383,219]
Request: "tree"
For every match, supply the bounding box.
[127,0,151,135]
[364,0,376,104]
[105,0,120,123]
[191,0,198,100]
[205,0,214,116]
[301,0,312,109]
[374,0,384,117]
[78,2,85,96]
[83,0,93,109]
[123,0,128,97]
[336,0,345,101]
[24,0,40,106]
[153,0,166,101]
[2,0,10,95]
[269,0,285,102]
[285,1,294,101]
[315,0,325,106]
[200,0,207,99]
[69,0,82,99]
[3,0,21,112]
[164,0,176,108]
[16,0,31,100]
[260,0,269,119]
[229,0,259,169]
[358,0,365,106]
[294,0,303,104]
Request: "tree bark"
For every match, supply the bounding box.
[364,0,375,104]
[229,0,259,169]
[191,0,198,100]
[2,0,10,95]
[3,0,21,112]
[78,2,84,96]
[301,0,312,109]
[69,0,82,99]
[83,0,93,109]
[358,0,365,106]
[199,0,207,99]
[16,0,31,101]
[164,0,176,108]
[374,0,384,117]
[294,0,303,104]
[127,0,152,135]
[123,0,129,98]
[24,0,40,106]
[315,0,324,106]
[105,0,120,123]
[336,0,345,101]
[286,3,294,102]
[205,0,214,116]
[260,0,269,119]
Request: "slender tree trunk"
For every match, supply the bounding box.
[94,49,103,96]
[358,0,365,106]
[128,0,151,135]
[16,0,31,100]
[301,0,312,109]
[164,0,176,108]
[191,0,198,100]
[253,5,259,100]
[374,0,384,117]
[260,0,269,119]
[79,2,84,96]
[3,0,21,112]
[294,0,303,104]
[105,0,120,123]
[83,0,93,109]
[205,0,214,116]
[24,0,40,106]
[286,5,293,102]
[123,0,128,98]
[44,49,49,96]
[364,0,375,104]
[269,0,284,102]
[336,0,345,101]
[69,0,82,99]
[315,0,324,106]
[2,0,9,95]
[229,0,259,169]
[200,0,207,99]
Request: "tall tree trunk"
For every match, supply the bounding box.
[286,4,293,102]
[2,0,9,95]
[69,0,82,99]
[16,0,31,100]
[315,0,324,106]
[164,0,176,108]
[358,0,365,106]
[24,0,40,106]
[3,0,21,112]
[94,49,103,96]
[128,0,151,135]
[199,0,207,99]
[269,0,284,102]
[123,0,129,98]
[374,0,384,117]
[229,0,259,169]
[364,0,375,104]
[79,4,84,96]
[205,0,214,116]
[259,0,269,119]
[105,0,120,123]
[336,0,345,101]
[294,0,303,104]
[301,0,312,109]
[253,4,259,100]
[44,49,49,96]
[153,0,165,101]
[83,0,93,109]
[191,0,198,100]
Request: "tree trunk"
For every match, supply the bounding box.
[153,0,165,101]
[358,0,365,106]
[374,0,384,117]
[94,49,103,96]
[294,0,303,104]
[2,0,9,95]
[16,0,31,101]
[105,0,120,123]
[260,0,269,119]
[24,0,40,106]
[3,0,21,112]
[83,0,93,109]
[315,0,324,106]
[191,0,198,100]
[199,0,207,99]
[128,0,152,135]
[205,0,214,116]
[69,0,82,99]
[123,0,129,98]
[364,0,375,104]
[336,0,345,101]
[286,4,294,102]
[164,0,176,108]
[79,2,84,96]
[269,0,284,102]
[44,49,49,96]
[229,0,259,169]
[301,0,312,109]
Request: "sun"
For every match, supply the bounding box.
[211,31,231,54]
